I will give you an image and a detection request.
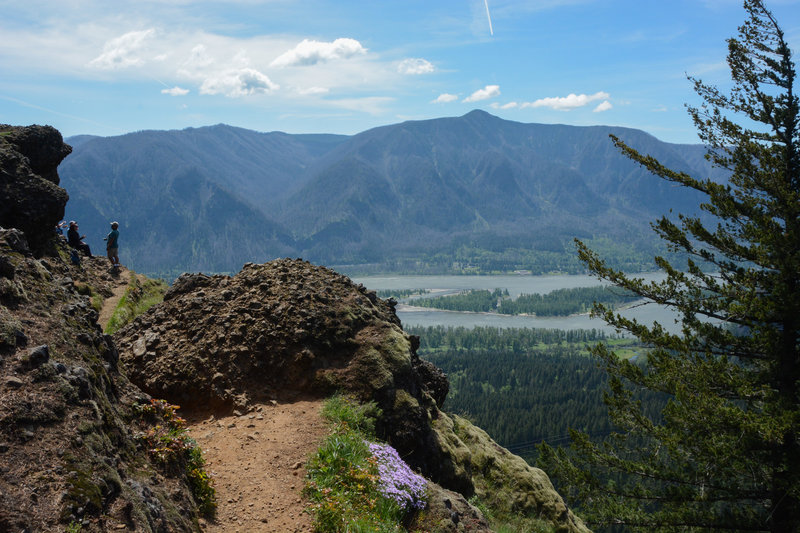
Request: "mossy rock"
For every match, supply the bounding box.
[447,415,590,533]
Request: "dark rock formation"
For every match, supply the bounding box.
[115,259,459,481]
[0,231,204,532]
[0,124,71,254]
[0,124,204,532]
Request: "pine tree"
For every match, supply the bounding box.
[538,1,799,530]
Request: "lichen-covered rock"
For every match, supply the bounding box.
[0,124,71,254]
[410,482,492,532]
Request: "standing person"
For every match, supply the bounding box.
[67,221,92,257]
[105,221,120,268]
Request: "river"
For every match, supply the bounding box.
[352,272,683,336]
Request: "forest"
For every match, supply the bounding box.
[410,285,639,316]
[408,325,664,462]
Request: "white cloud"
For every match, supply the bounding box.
[270,38,367,67]
[89,29,155,69]
[326,96,394,115]
[522,91,610,111]
[433,93,459,103]
[297,86,330,96]
[397,58,434,75]
[184,44,214,69]
[593,100,612,112]
[161,86,189,96]
[491,102,519,109]
[463,85,500,103]
[199,68,279,97]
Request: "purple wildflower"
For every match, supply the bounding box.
[367,441,427,511]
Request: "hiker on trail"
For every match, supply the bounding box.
[105,221,120,268]
[67,221,92,257]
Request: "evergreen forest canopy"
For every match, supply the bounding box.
[409,325,663,465]
[538,1,800,531]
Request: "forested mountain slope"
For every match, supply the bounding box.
[60,111,722,277]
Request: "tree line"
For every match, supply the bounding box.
[411,285,638,316]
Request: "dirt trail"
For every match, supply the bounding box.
[98,276,129,329]
[188,400,327,532]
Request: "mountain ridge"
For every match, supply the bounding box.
[60,110,722,277]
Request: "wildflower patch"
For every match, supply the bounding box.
[305,395,429,532]
[367,441,427,511]
[132,399,217,517]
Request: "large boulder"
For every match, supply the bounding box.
[0,125,71,254]
[115,259,460,483]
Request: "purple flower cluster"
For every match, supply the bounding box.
[367,441,427,511]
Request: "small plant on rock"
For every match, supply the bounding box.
[132,399,217,517]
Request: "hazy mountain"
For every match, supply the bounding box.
[60,111,721,277]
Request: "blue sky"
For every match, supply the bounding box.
[2,0,799,144]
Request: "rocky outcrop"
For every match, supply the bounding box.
[0,123,208,531]
[0,124,71,254]
[115,258,589,532]
[436,414,588,532]
[114,260,461,484]
[0,233,207,531]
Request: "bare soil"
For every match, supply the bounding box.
[187,400,326,533]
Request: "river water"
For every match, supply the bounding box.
[352,272,683,336]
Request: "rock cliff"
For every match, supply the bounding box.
[0,126,205,531]
[0,124,71,255]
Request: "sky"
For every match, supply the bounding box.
[2,0,799,144]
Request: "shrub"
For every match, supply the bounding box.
[132,399,216,517]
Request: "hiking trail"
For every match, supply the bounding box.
[99,268,326,531]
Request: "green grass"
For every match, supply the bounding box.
[305,396,415,533]
[308,396,563,533]
[104,274,167,334]
[73,282,102,314]
[601,337,645,360]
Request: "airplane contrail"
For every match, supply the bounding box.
[484,0,494,36]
